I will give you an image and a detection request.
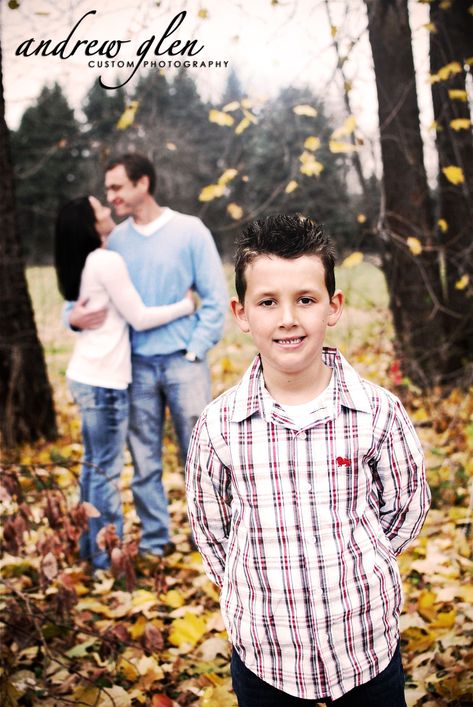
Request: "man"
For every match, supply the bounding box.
[71,153,227,557]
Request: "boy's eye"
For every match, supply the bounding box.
[299,296,315,305]
[259,299,276,307]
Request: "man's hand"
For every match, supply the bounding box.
[69,298,107,330]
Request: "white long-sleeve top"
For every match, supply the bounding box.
[66,248,193,389]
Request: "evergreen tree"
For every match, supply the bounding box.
[11,83,84,263]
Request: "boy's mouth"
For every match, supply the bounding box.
[274,336,305,346]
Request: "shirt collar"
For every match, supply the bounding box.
[231,347,372,423]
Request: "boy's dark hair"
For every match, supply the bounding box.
[54,196,101,301]
[106,153,156,194]
[235,214,336,302]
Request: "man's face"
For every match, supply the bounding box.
[105,164,148,217]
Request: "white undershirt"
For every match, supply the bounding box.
[278,373,334,428]
[131,207,173,236]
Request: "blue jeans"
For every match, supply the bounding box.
[68,380,128,569]
[128,351,211,554]
[231,643,406,707]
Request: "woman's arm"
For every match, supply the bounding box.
[99,251,194,331]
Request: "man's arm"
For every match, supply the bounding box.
[185,413,232,588]
[186,223,228,360]
[374,396,431,555]
[62,299,107,331]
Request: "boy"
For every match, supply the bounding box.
[186,214,430,706]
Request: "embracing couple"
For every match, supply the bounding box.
[55,153,228,570]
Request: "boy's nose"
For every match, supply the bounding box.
[279,304,297,327]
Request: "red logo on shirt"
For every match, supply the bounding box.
[336,456,351,467]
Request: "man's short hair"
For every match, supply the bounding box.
[234,213,336,303]
[106,153,156,194]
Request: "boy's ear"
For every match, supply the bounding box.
[327,289,344,327]
[230,296,250,333]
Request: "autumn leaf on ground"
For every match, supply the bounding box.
[168,612,207,651]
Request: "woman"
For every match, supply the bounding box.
[55,196,194,569]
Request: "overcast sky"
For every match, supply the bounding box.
[1,0,434,177]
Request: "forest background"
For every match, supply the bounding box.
[0,1,472,705]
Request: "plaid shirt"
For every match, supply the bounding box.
[186,348,430,700]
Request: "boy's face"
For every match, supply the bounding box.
[231,254,343,384]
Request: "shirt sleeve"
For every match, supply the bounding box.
[374,396,431,555]
[185,412,232,588]
[98,252,194,331]
[185,222,228,359]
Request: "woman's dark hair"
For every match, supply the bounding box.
[54,196,101,301]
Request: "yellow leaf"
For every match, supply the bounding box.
[442,165,464,185]
[76,598,114,617]
[208,109,234,127]
[401,626,436,652]
[341,252,364,268]
[242,108,258,124]
[357,213,367,224]
[303,136,320,151]
[227,203,244,220]
[285,180,298,194]
[329,140,358,154]
[218,168,238,186]
[332,115,357,139]
[235,117,251,135]
[198,184,225,202]
[407,237,423,256]
[424,21,437,32]
[168,612,207,650]
[117,655,140,682]
[198,8,209,19]
[159,589,185,609]
[116,101,139,130]
[431,607,456,629]
[240,98,252,109]
[448,89,468,101]
[457,584,473,602]
[129,615,147,640]
[418,589,437,621]
[438,218,448,232]
[222,101,240,112]
[450,118,471,131]
[455,274,469,290]
[132,589,159,613]
[201,684,236,706]
[429,61,462,83]
[298,152,324,177]
[293,104,318,117]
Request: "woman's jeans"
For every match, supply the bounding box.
[68,379,128,569]
[231,642,406,707]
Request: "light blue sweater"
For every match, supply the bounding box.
[106,211,227,359]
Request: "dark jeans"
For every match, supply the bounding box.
[231,643,406,707]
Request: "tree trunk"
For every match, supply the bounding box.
[0,43,57,450]
[365,0,446,387]
[430,0,473,381]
